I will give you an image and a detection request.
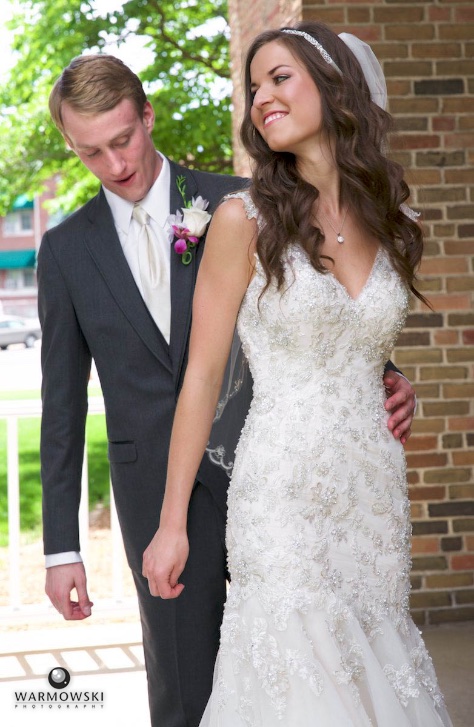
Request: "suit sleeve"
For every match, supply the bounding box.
[384,360,403,376]
[37,232,92,555]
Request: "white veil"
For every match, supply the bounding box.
[338,33,387,110]
[206,329,253,476]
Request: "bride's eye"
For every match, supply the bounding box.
[274,74,289,85]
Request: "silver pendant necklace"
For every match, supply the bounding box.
[320,207,349,244]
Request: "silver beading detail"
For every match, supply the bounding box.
[281,29,342,75]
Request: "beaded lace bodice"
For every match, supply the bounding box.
[199,191,450,727]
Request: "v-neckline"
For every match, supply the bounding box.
[327,246,383,303]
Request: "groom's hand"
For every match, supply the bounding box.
[142,527,189,599]
[383,371,416,445]
[45,562,94,620]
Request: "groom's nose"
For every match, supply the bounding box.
[104,149,127,175]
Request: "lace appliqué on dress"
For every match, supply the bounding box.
[199,193,451,726]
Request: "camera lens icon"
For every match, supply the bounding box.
[48,667,71,689]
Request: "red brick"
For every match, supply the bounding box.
[409,487,446,501]
[443,434,463,449]
[445,133,474,149]
[412,537,440,555]
[304,7,344,23]
[455,8,474,23]
[386,80,411,97]
[386,27,434,42]
[428,7,451,22]
[420,367,467,382]
[449,417,474,432]
[434,331,459,345]
[411,419,445,435]
[391,135,440,151]
[425,294,472,311]
[432,116,456,132]
[450,485,474,500]
[405,436,438,452]
[419,257,467,274]
[445,170,474,187]
[453,451,474,465]
[426,573,473,589]
[413,43,461,59]
[406,453,447,469]
[443,382,474,397]
[447,276,474,293]
[452,555,474,571]
[411,592,453,610]
[443,97,474,113]
[439,24,474,41]
[453,519,474,533]
[447,348,474,363]
[455,590,474,605]
[425,469,471,485]
[407,169,442,185]
[411,503,424,519]
[412,556,447,572]
[347,8,370,23]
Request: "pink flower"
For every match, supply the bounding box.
[174,238,188,255]
[166,179,212,265]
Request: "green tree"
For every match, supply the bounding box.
[0,0,233,215]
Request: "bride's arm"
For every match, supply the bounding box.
[142,199,256,599]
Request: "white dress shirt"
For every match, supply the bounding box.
[104,153,172,297]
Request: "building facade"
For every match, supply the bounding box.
[228,0,474,625]
[0,178,57,318]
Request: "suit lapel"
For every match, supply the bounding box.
[168,163,200,388]
[84,190,172,373]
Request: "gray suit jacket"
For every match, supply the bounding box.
[38,160,247,572]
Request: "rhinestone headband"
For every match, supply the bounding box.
[281,29,342,75]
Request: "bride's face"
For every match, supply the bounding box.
[249,40,324,156]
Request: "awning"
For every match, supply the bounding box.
[12,194,34,211]
[0,250,36,269]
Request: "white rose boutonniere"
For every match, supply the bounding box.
[167,176,212,265]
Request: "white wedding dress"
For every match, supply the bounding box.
[200,192,452,726]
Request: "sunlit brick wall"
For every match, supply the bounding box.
[229,0,474,625]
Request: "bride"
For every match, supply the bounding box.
[143,21,452,726]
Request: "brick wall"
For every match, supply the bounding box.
[228,0,474,625]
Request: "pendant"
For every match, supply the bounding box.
[337,234,344,244]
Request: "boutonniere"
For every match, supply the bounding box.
[167,175,212,265]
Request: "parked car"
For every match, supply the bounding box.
[0,316,42,349]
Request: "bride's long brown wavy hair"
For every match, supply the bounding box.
[240,21,427,304]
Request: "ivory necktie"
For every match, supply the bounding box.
[132,204,171,343]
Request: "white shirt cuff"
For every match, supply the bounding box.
[45,551,83,568]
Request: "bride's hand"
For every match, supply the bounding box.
[142,526,189,599]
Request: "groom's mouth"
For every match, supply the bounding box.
[115,172,136,186]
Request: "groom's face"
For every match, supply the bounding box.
[61,98,162,203]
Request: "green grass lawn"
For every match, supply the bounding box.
[0,389,110,547]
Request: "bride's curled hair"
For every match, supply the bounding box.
[240,21,426,304]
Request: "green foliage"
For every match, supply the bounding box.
[0,0,232,215]
[0,413,110,547]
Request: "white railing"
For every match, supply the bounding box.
[0,398,136,616]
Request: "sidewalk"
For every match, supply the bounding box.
[422,621,474,727]
[1,613,472,727]
[0,610,151,727]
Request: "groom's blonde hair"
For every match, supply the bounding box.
[49,54,147,133]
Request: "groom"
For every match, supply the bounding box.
[39,54,416,727]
